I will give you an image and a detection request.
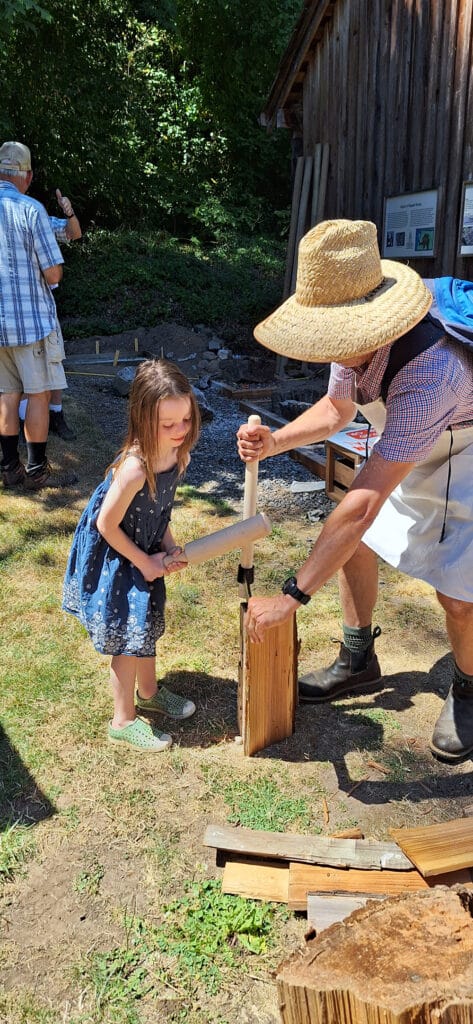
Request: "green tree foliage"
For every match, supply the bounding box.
[0,0,300,235]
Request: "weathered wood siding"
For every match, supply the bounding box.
[301,0,473,276]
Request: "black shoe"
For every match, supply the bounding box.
[1,459,26,488]
[299,627,382,702]
[25,461,78,491]
[49,409,76,440]
[429,679,473,763]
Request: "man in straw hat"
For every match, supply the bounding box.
[237,219,473,764]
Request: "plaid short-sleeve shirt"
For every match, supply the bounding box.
[328,336,473,462]
[0,181,64,347]
[49,215,68,244]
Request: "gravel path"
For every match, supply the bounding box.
[66,374,334,522]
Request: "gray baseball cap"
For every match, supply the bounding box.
[0,141,32,171]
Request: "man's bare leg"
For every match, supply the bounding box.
[24,390,50,442]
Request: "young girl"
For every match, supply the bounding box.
[63,359,201,752]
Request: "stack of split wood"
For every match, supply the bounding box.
[205,818,473,929]
[205,818,473,1023]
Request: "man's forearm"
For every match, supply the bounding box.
[43,263,63,286]
[65,214,82,241]
[271,394,356,455]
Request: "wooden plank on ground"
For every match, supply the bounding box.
[390,818,473,877]
[222,857,289,904]
[203,825,413,870]
[288,862,472,911]
[239,607,298,756]
[307,891,383,931]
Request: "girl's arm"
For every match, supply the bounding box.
[96,457,167,582]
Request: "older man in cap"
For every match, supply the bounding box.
[0,140,74,490]
[237,219,473,765]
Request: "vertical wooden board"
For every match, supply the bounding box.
[239,606,298,757]
[283,155,305,301]
[310,142,322,227]
[290,156,314,293]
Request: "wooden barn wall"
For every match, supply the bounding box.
[301,0,473,277]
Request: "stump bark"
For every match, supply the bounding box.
[276,886,473,1023]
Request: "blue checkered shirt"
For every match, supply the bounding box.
[328,336,473,462]
[49,215,68,243]
[0,181,64,347]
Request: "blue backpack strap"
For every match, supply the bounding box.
[380,314,446,403]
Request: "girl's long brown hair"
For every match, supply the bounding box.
[108,359,201,496]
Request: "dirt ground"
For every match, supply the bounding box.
[2,326,473,1023]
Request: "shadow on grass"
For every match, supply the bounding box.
[0,724,56,830]
[0,517,79,565]
[136,670,239,749]
[250,653,473,805]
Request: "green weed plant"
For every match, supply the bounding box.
[77,880,278,1016]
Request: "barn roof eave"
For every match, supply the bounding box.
[261,0,336,129]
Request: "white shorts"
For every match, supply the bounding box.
[363,425,473,602]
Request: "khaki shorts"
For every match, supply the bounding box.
[0,330,67,394]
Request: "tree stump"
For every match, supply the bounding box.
[276,886,473,1023]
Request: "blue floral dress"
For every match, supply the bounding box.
[62,463,179,657]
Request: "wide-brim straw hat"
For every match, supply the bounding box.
[254,220,432,362]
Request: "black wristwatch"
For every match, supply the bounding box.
[281,576,311,605]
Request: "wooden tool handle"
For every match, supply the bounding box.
[240,414,261,570]
[183,512,271,567]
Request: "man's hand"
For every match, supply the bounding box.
[162,546,188,574]
[244,593,296,643]
[236,422,275,463]
[56,188,74,217]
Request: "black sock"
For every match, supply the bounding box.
[26,441,47,473]
[0,433,20,467]
[343,624,373,653]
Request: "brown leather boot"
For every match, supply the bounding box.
[299,627,382,703]
[430,678,473,763]
[1,459,26,488]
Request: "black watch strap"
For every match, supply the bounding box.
[282,575,311,605]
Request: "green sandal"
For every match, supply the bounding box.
[108,716,172,752]
[136,684,196,720]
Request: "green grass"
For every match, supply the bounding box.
[222,776,314,832]
[75,880,281,1021]
[0,822,35,883]
[57,229,285,341]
